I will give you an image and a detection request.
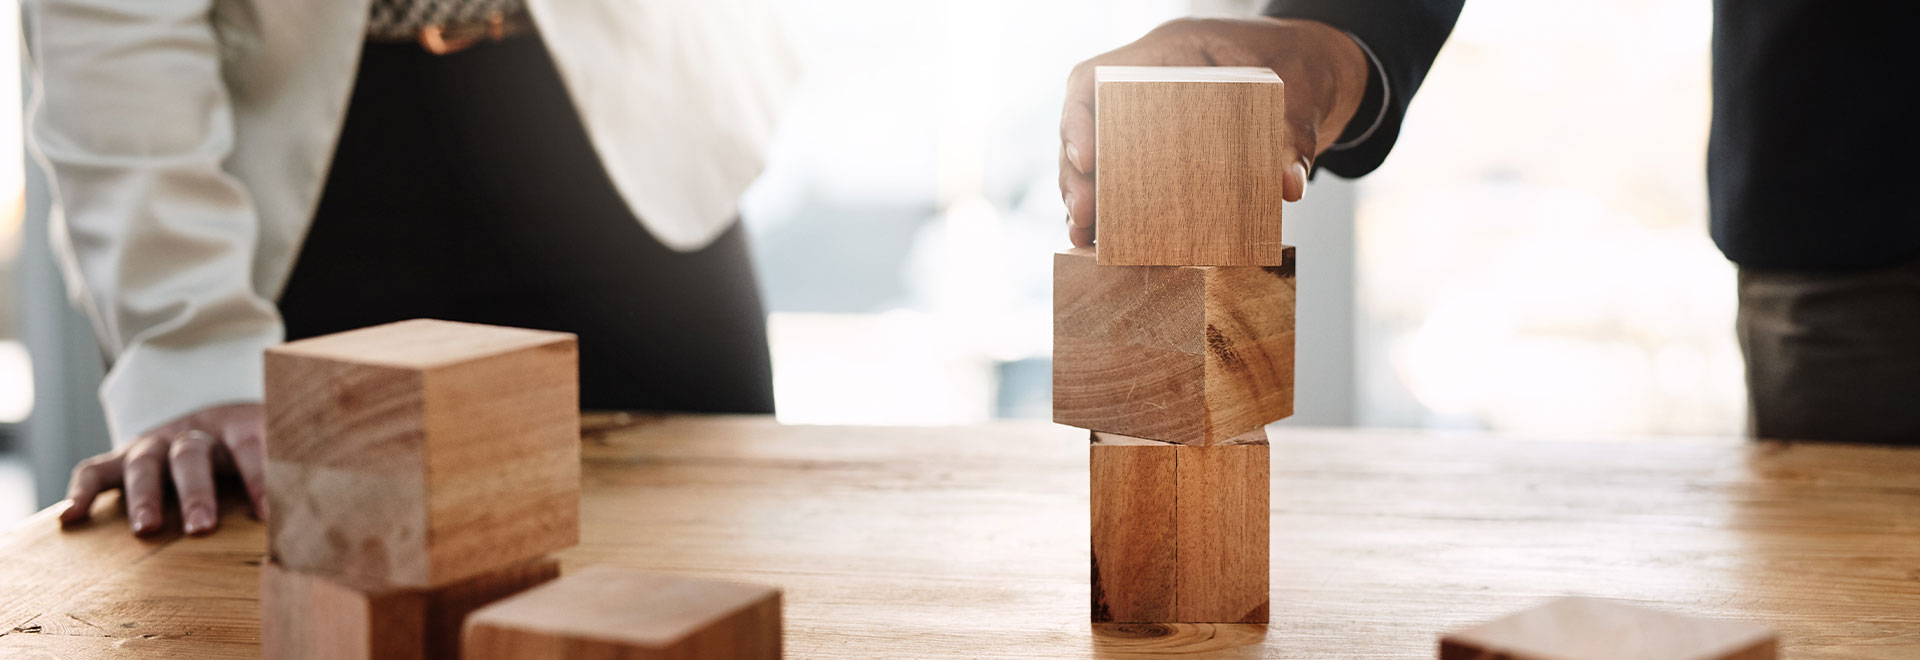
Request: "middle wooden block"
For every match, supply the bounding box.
[1053,246,1295,446]
[265,319,581,588]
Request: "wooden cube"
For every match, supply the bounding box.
[1094,65,1287,266]
[1440,597,1778,660]
[463,566,781,660]
[260,560,425,660]
[265,319,581,588]
[1054,247,1294,445]
[261,556,561,660]
[1090,430,1268,623]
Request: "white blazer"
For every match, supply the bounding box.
[24,0,797,444]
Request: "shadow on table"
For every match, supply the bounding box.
[1092,622,1269,658]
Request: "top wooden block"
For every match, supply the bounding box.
[1440,597,1777,660]
[464,566,782,659]
[1095,65,1286,267]
[265,319,581,589]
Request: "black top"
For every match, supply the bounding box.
[1264,0,1920,271]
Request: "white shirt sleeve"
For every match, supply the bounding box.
[25,0,284,445]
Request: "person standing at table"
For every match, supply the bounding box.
[26,0,795,535]
[1059,1,1919,444]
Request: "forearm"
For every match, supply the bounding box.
[1262,0,1465,176]
[26,0,283,444]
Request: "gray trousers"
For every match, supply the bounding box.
[1738,257,1920,444]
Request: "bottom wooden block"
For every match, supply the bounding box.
[260,556,561,660]
[464,566,782,659]
[1440,597,1777,660]
[1090,429,1268,623]
[260,560,425,660]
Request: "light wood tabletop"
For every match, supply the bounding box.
[1,415,1916,658]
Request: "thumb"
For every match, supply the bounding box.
[1281,122,1318,202]
[1284,158,1310,203]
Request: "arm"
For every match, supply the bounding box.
[1058,3,1464,245]
[25,0,275,534]
[1262,0,1465,177]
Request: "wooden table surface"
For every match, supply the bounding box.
[2,415,1917,659]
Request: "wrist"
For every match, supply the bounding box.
[1310,23,1370,154]
[1263,18,1370,155]
[1327,31,1386,151]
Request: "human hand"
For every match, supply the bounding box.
[58,402,268,536]
[1059,17,1371,246]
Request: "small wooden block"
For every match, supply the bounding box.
[261,556,561,660]
[260,559,425,660]
[1440,597,1778,660]
[265,319,581,588]
[1054,247,1295,445]
[1090,430,1269,623]
[463,566,782,660]
[1094,66,1287,266]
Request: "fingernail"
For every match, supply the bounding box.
[1066,142,1083,171]
[186,509,214,535]
[57,500,81,525]
[133,508,159,534]
[1292,161,1310,188]
[1063,190,1077,213]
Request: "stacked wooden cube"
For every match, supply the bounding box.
[1058,66,1294,624]
[258,319,781,659]
[260,319,582,659]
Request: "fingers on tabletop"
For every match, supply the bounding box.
[121,436,171,536]
[59,452,125,528]
[213,418,270,521]
[167,430,222,536]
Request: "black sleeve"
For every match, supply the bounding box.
[1262,0,1465,177]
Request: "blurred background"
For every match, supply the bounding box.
[0,0,1735,526]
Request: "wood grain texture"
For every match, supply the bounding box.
[264,319,580,588]
[1173,438,1269,623]
[4,417,1918,658]
[1090,431,1269,623]
[1440,597,1778,660]
[1094,65,1287,266]
[259,560,426,660]
[1090,439,1177,622]
[1054,247,1294,445]
[425,556,563,660]
[463,566,780,660]
[259,555,561,660]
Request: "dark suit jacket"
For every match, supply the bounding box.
[1264,0,1920,271]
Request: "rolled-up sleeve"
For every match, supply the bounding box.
[25,0,283,445]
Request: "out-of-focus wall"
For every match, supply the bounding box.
[1354,0,1736,435]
